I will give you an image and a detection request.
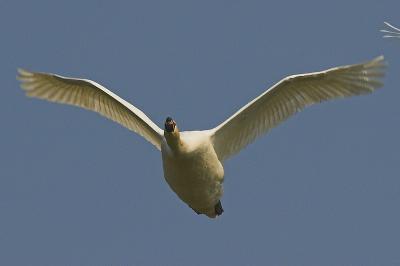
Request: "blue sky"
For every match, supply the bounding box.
[1,0,400,265]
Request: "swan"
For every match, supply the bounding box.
[17,56,385,218]
[381,21,400,38]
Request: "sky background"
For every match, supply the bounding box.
[1,0,400,265]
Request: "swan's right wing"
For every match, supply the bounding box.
[210,56,385,161]
[17,69,164,150]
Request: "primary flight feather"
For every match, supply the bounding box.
[18,56,385,218]
[381,21,400,38]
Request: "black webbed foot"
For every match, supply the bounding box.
[214,201,224,216]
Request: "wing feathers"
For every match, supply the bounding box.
[211,56,385,161]
[17,69,163,150]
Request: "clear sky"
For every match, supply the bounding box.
[1,0,400,265]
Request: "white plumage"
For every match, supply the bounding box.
[18,56,385,218]
[381,21,400,38]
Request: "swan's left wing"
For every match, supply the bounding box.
[210,56,385,161]
[17,69,164,150]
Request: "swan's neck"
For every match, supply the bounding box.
[164,129,183,152]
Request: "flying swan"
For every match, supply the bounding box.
[18,56,385,218]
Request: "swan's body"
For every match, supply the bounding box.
[18,56,385,218]
[162,131,224,217]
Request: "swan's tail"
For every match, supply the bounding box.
[192,200,224,218]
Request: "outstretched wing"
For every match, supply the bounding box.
[18,69,164,150]
[210,56,385,161]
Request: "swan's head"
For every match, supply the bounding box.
[164,117,181,149]
[164,117,177,133]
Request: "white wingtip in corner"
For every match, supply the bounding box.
[381,21,400,38]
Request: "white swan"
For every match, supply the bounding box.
[18,56,385,218]
[381,21,400,38]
